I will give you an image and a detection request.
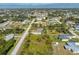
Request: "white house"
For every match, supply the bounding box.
[31,28,43,35]
[4,34,14,41]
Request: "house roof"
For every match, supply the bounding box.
[64,42,79,53]
[64,45,72,49]
[71,47,79,52]
[0,21,9,28]
[75,24,79,29]
[31,28,43,35]
[59,34,70,39]
[5,34,14,41]
[37,28,43,32]
[67,42,75,46]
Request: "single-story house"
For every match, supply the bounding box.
[74,24,79,31]
[58,34,72,41]
[64,42,79,53]
[4,34,14,41]
[22,20,30,24]
[31,28,43,35]
[0,21,10,30]
[66,20,75,26]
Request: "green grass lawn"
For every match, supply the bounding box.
[19,34,53,55]
[75,31,79,35]
[7,33,23,55]
[69,38,79,42]
[18,26,65,55]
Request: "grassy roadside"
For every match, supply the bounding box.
[7,34,22,55]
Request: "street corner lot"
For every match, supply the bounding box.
[18,34,53,55]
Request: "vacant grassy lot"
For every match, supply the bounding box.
[19,34,53,55]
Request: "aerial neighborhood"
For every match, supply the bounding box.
[0,8,79,55]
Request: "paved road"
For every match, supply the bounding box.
[69,29,79,38]
[56,17,79,38]
[11,19,35,55]
[55,19,62,24]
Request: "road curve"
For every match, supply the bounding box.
[11,19,35,55]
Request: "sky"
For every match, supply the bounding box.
[0,3,79,8]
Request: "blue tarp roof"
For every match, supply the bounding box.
[64,45,71,49]
[67,42,75,46]
[59,34,70,39]
[65,42,79,52]
[72,47,79,52]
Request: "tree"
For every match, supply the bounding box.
[0,39,16,55]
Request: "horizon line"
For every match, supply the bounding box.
[0,3,79,8]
